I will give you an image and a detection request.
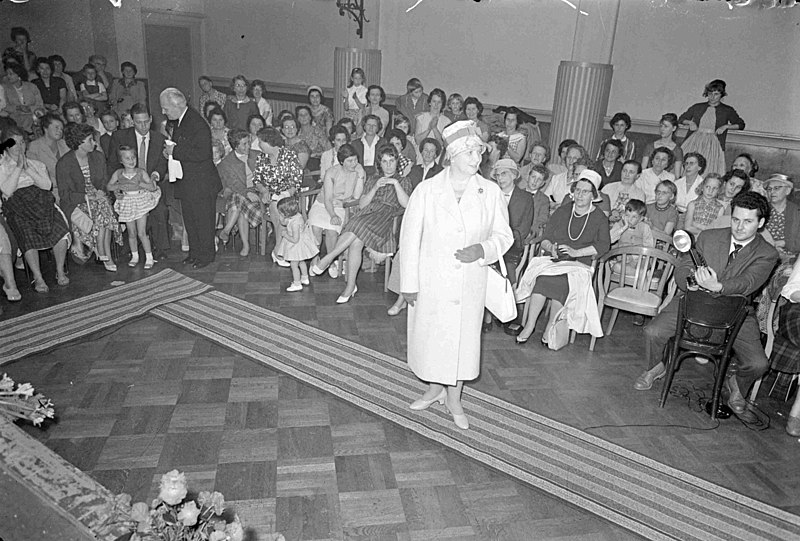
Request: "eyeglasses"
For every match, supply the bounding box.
[573,189,594,195]
[766,186,789,192]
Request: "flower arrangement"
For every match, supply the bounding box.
[109,470,245,541]
[0,373,55,426]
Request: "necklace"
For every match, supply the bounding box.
[655,201,670,212]
[568,205,591,241]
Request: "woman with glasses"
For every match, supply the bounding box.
[764,174,800,258]
[515,169,610,346]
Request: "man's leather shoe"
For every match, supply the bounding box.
[182,256,196,265]
[724,375,747,414]
[192,260,211,269]
[633,363,666,391]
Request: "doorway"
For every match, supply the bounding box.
[142,10,204,127]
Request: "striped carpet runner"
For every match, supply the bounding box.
[2,270,798,540]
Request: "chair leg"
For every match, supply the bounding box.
[260,221,268,256]
[787,374,799,402]
[606,308,619,336]
[384,255,392,292]
[749,375,764,403]
[659,339,678,408]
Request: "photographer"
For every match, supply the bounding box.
[633,192,778,421]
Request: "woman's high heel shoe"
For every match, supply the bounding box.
[516,332,532,345]
[409,389,446,411]
[445,400,470,430]
[336,285,357,304]
[387,301,407,316]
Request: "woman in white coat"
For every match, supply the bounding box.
[399,120,513,430]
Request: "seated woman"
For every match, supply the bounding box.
[548,138,577,178]
[216,129,266,257]
[731,152,765,196]
[50,55,77,102]
[2,62,44,133]
[337,117,357,140]
[307,143,366,278]
[26,113,69,203]
[463,97,491,143]
[295,105,330,172]
[764,173,799,259]
[497,106,527,164]
[406,137,443,191]
[0,124,70,291]
[673,152,706,215]
[391,113,417,164]
[708,169,751,229]
[223,75,259,131]
[515,170,610,345]
[280,116,310,171]
[362,85,390,138]
[777,258,800,436]
[207,107,232,156]
[646,180,679,235]
[246,113,265,150]
[108,61,147,117]
[596,112,635,162]
[544,143,585,211]
[250,79,273,126]
[56,122,120,270]
[0,216,21,306]
[310,145,411,303]
[307,85,333,136]
[253,127,303,266]
[592,139,624,188]
[642,113,683,177]
[385,128,414,177]
[414,88,449,149]
[603,159,646,224]
[635,146,676,204]
[32,57,66,113]
[320,125,350,179]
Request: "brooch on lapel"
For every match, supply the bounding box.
[478,188,484,194]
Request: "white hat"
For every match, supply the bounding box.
[443,120,484,158]
[577,169,602,191]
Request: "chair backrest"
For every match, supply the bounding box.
[596,245,678,302]
[676,290,749,354]
[651,229,674,253]
[299,187,320,220]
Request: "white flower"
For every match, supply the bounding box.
[15,383,35,397]
[177,501,200,526]
[158,470,187,506]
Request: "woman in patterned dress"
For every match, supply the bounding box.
[56,122,120,268]
[310,145,411,303]
[253,127,303,266]
[217,129,267,257]
[307,85,333,136]
[0,124,70,292]
[295,105,330,173]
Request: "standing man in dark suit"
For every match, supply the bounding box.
[160,88,221,269]
[107,103,170,259]
[634,192,779,420]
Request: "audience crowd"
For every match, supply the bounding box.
[1,25,800,434]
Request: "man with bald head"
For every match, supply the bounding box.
[160,88,221,269]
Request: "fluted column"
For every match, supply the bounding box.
[549,61,614,161]
[333,48,382,121]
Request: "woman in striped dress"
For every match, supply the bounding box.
[310,145,411,303]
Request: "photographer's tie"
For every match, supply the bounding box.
[727,243,743,267]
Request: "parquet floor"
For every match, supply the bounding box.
[2,241,799,540]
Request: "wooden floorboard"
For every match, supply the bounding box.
[2,243,798,540]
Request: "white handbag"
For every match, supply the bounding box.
[485,256,518,323]
[70,195,93,235]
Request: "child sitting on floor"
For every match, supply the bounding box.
[274,196,319,292]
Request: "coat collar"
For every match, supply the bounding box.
[431,168,486,222]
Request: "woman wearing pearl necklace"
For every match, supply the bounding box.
[515,169,610,345]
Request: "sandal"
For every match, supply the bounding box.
[32,278,49,293]
[56,274,70,286]
[3,285,21,302]
[70,249,89,266]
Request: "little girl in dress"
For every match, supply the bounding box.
[274,196,319,292]
[107,146,161,269]
[684,173,723,236]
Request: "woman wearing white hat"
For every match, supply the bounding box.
[399,120,513,430]
[514,169,610,346]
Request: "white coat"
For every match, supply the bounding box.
[399,168,513,385]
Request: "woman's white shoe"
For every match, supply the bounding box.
[409,389,446,411]
[336,285,358,304]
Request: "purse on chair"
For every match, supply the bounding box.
[485,256,518,323]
